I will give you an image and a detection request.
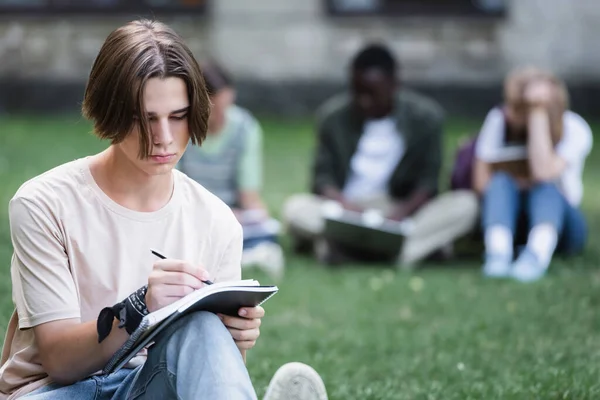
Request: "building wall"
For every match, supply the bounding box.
[0,0,599,116]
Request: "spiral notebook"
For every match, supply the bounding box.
[103,279,278,374]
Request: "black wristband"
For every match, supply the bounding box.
[97,285,149,343]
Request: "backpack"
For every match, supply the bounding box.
[450,135,478,191]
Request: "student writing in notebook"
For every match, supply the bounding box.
[0,19,327,400]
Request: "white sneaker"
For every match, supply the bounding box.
[510,248,548,283]
[263,362,328,400]
[482,253,512,278]
[242,242,285,281]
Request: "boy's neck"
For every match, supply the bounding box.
[89,147,175,213]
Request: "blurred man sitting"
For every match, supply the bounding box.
[473,67,592,282]
[282,43,478,266]
[177,61,284,281]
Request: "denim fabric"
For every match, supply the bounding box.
[23,312,257,400]
[482,172,587,254]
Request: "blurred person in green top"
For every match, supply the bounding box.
[177,61,284,281]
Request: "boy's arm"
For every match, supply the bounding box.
[9,198,129,385]
[34,319,129,385]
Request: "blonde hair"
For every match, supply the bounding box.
[503,66,569,145]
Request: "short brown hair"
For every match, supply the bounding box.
[82,19,210,159]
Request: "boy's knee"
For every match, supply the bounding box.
[159,311,228,347]
[281,193,325,237]
[142,311,247,391]
[180,311,224,334]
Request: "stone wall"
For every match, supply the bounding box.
[0,0,599,117]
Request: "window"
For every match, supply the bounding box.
[325,0,506,17]
[0,0,208,15]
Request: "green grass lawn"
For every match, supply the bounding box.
[1,115,600,399]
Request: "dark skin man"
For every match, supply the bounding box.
[321,66,433,221]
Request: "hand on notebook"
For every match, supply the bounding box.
[146,260,212,313]
[217,305,265,350]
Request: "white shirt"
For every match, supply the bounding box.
[343,117,405,202]
[475,108,593,207]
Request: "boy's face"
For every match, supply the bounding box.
[351,67,396,120]
[118,76,191,176]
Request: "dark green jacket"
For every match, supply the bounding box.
[311,89,445,200]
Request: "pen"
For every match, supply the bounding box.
[151,249,214,285]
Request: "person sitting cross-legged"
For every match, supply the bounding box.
[473,67,592,282]
[282,43,478,267]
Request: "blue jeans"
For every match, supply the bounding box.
[23,312,257,399]
[482,172,587,255]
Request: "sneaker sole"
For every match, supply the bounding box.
[262,362,328,400]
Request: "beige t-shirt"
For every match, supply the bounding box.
[0,157,243,399]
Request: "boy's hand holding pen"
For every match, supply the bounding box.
[145,249,213,313]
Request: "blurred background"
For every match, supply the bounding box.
[1,1,600,399]
[0,0,599,118]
